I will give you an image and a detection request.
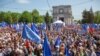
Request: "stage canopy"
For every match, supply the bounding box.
[53,20,65,26]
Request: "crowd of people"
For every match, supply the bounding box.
[0,25,100,56]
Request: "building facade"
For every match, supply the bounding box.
[53,5,73,24]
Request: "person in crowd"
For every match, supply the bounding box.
[0,25,100,56]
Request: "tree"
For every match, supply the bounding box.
[3,11,13,24]
[82,9,88,19]
[11,12,20,23]
[0,11,5,22]
[93,11,100,23]
[38,16,44,23]
[81,8,94,24]
[32,9,39,23]
[82,10,90,23]
[0,10,45,24]
[44,12,51,24]
[19,11,32,23]
[31,9,44,23]
[77,20,81,24]
[90,7,94,23]
[44,12,52,30]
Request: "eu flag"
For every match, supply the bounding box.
[31,23,39,35]
[55,36,61,48]
[41,23,46,30]
[43,33,52,56]
[22,24,41,44]
[82,24,87,31]
[22,24,28,39]
[65,47,70,56]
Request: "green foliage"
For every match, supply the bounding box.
[0,11,5,22]
[38,16,44,23]
[82,9,88,19]
[93,11,100,23]
[11,12,20,23]
[3,11,13,24]
[44,12,52,24]
[0,9,50,24]
[31,9,45,23]
[32,9,39,23]
[19,11,32,23]
[77,20,81,24]
[81,9,94,24]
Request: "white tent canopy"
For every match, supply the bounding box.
[53,20,65,26]
[53,20,64,24]
[52,20,65,31]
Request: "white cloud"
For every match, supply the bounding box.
[17,0,31,4]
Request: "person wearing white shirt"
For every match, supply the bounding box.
[91,46,97,56]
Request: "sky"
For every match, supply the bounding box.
[0,0,100,20]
